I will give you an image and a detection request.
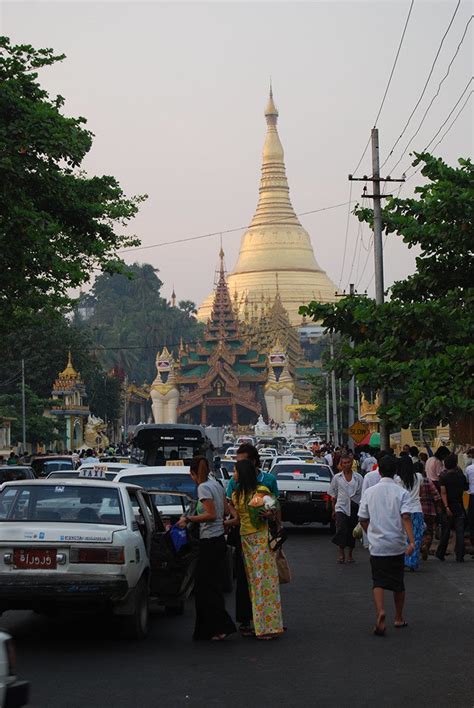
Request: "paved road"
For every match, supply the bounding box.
[3,526,474,708]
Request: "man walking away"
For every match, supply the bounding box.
[419,474,442,560]
[436,454,468,563]
[358,456,415,636]
[329,455,363,563]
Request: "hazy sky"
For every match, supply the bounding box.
[2,0,473,305]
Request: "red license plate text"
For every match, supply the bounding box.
[13,548,57,569]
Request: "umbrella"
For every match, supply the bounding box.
[369,432,380,448]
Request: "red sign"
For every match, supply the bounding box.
[14,548,57,570]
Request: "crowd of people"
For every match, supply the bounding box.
[327,443,474,635]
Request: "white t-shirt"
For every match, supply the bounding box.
[361,456,377,474]
[465,463,474,494]
[395,472,423,513]
[329,472,363,515]
[362,469,381,496]
[358,478,411,556]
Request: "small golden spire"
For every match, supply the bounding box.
[59,351,79,378]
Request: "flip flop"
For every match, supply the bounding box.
[346,558,355,563]
[337,558,345,564]
[394,621,409,628]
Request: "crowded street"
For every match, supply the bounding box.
[3,524,473,708]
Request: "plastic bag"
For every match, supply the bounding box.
[170,524,189,553]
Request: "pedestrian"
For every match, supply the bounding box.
[361,448,377,475]
[329,454,363,563]
[395,456,425,571]
[180,456,236,641]
[358,455,415,636]
[228,458,284,640]
[225,443,279,637]
[436,454,468,563]
[465,455,474,550]
[419,472,442,560]
[6,452,18,466]
[425,446,450,488]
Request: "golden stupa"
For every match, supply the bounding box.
[198,88,337,325]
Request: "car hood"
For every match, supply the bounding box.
[0,522,125,543]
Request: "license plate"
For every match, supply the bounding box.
[287,493,310,502]
[13,548,57,569]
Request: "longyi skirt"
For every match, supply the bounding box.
[370,553,405,592]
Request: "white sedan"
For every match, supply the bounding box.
[271,461,334,526]
[0,479,198,638]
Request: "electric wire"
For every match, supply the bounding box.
[118,200,355,255]
[381,0,462,169]
[351,0,415,175]
[387,14,473,174]
[338,182,354,288]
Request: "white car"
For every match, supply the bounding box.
[269,456,305,471]
[113,467,196,524]
[0,479,198,638]
[271,461,334,526]
[0,631,29,707]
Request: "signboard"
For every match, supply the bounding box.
[284,404,317,413]
[347,420,370,444]
[166,460,184,467]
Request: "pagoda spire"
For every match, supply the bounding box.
[207,248,240,339]
[249,86,300,229]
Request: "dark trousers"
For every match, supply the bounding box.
[436,512,465,561]
[234,536,252,625]
[193,535,236,640]
[468,496,474,545]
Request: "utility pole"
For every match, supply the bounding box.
[329,337,339,446]
[325,374,331,443]
[335,283,365,450]
[21,358,26,453]
[349,128,405,451]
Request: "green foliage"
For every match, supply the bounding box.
[74,264,204,383]
[0,311,123,425]
[300,154,473,429]
[0,36,145,324]
[0,385,65,447]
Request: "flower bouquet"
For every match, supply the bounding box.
[248,492,276,528]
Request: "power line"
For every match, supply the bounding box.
[118,200,355,255]
[351,0,415,174]
[381,0,462,169]
[403,87,473,182]
[338,182,354,288]
[423,77,473,150]
[373,0,416,127]
[387,14,473,174]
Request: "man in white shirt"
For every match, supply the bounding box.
[329,455,363,563]
[361,451,377,474]
[465,460,474,548]
[358,455,415,636]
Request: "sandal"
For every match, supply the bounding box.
[211,634,227,641]
[256,634,280,641]
[337,558,345,564]
[394,621,408,628]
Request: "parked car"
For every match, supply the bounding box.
[269,456,305,471]
[0,479,198,637]
[272,462,334,527]
[0,467,35,483]
[0,631,29,707]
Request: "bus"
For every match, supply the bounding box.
[131,424,214,466]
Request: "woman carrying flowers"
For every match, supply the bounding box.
[228,458,284,640]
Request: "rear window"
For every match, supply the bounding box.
[47,471,80,479]
[0,468,34,483]
[0,485,125,525]
[118,473,197,498]
[274,465,332,481]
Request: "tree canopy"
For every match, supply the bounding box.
[300,154,473,431]
[74,263,204,384]
[0,37,145,324]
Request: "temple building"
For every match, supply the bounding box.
[150,250,318,426]
[198,88,337,325]
[50,352,90,449]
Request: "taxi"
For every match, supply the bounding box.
[0,476,198,638]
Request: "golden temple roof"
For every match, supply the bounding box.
[59,351,79,379]
[198,88,336,325]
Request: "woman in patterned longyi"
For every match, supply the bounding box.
[229,459,284,640]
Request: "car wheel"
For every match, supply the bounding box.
[120,579,149,639]
[165,602,184,616]
[222,546,234,593]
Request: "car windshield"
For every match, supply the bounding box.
[118,473,197,499]
[42,460,74,473]
[0,485,125,524]
[275,465,332,481]
[0,468,34,482]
